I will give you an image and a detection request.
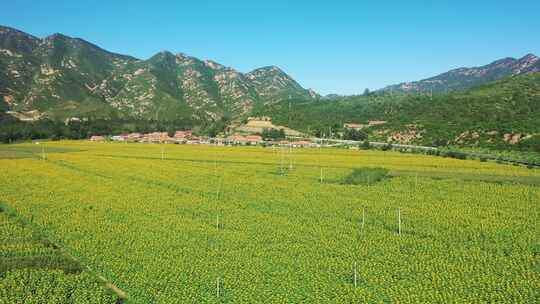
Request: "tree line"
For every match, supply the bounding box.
[0,114,198,143]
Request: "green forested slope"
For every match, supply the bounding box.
[255,72,540,151]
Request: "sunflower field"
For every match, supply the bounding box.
[0,141,538,303]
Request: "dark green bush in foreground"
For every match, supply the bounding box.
[341,167,389,185]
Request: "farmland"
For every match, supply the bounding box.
[0,141,539,303]
[0,202,118,303]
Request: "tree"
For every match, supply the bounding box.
[279,128,286,139]
[207,127,218,138]
[343,128,368,141]
[262,128,286,140]
[167,127,176,138]
[363,88,370,96]
[518,135,540,153]
[381,143,392,151]
[361,140,370,150]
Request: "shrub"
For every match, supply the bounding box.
[445,151,468,160]
[341,167,389,185]
[343,128,368,141]
[361,140,370,150]
[381,144,392,151]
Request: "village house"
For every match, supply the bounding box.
[289,140,312,148]
[278,140,290,146]
[111,135,128,142]
[245,135,263,145]
[226,135,247,145]
[186,136,209,144]
[344,123,369,130]
[174,130,192,139]
[144,132,170,143]
[368,120,387,126]
[89,135,105,142]
[198,136,210,144]
[127,133,142,141]
[212,137,226,146]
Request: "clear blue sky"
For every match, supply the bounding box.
[2,0,539,95]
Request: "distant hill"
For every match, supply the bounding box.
[0,25,317,124]
[256,72,540,151]
[381,54,540,93]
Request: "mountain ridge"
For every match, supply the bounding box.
[0,25,316,123]
[381,53,540,93]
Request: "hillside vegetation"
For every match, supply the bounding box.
[256,72,540,152]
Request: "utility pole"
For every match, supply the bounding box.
[289,144,293,170]
[353,262,358,288]
[280,146,285,175]
[319,135,324,183]
[362,208,365,230]
[288,99,293,170]
[398,208,402,236]
[216,277,221,297]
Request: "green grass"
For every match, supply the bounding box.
[341,167,390,185]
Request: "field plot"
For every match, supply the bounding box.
[0,204,118,303]
[0,141,539,303]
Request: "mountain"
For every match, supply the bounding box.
[246,66,318,101]
[0,25,317,123]
[2,25,539,152]
[381,54,540,93]
[256,72,540,151]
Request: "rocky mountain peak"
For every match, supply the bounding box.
[174,52,201,66]
[45,33,69,40]
[383,53,540,93]
[204,60,225,70]
[519,53,539,65]
[250,65,283,74]
[149,50,175,62]
[522,53,538,59]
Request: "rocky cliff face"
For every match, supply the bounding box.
[0,25,317,122]
[382,54,540,93]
